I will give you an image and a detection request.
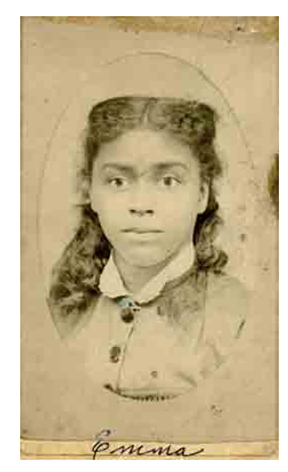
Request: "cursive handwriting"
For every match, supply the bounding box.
[92,429,204,459]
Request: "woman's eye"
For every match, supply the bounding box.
[161,176,180,187]
[108,177,128,188]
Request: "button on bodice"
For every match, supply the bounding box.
[109,345,121,363]
[121,307,135,323]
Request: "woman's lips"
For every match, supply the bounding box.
[122,228,163,234]
[121,229,164,242]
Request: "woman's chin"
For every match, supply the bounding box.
[121,249,174,269]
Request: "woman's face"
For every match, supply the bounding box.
[90,129,208,268]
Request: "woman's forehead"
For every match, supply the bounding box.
[93,129,198,171]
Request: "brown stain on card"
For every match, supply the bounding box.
[39,16,279,40]
[268,153,279,218]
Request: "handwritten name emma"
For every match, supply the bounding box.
[92,429,204,459]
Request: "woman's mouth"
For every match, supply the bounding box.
[122,228,163,234]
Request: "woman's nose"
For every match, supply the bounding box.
[128,183,155,216]
[129,208,154,216]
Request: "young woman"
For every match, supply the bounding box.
[48,96,249,401]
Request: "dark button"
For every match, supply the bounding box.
[151,370,158,379]
[109,345,121,363]
[121,307,135,323]
[157,306,164,317]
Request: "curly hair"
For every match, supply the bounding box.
[48,96,228,331]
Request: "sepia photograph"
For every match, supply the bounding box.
[21,16,279,459]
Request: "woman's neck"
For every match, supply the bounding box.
[113,251,176,295]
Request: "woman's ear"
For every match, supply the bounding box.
[78,178,93,206]
[198,182,209,214]
[90,191,98,213]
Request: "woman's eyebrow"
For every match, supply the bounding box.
[99,162,189,175]
[99,163,136,175]
[153,162,190,172]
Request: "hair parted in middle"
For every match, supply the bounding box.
[48,96,228,326]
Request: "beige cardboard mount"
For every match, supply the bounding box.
[21,17,278,460]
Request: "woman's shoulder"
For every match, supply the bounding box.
[207,271,251,309]
[204,271,251,345]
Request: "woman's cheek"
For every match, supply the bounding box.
[97,196,123,217]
